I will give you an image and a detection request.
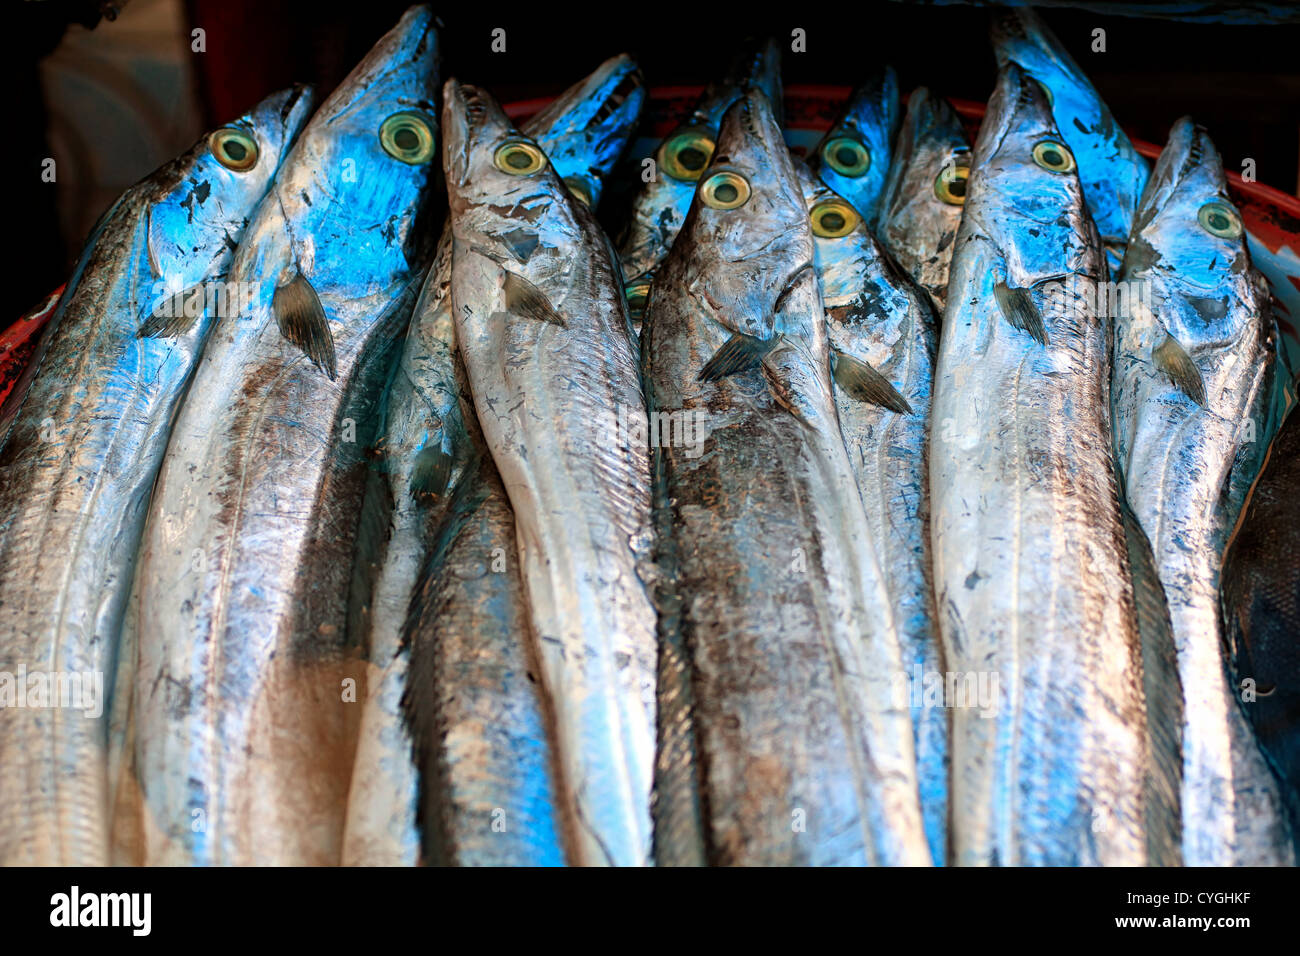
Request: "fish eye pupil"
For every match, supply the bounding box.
[224,140,246,161]
[1210,212,1228,230]
[1042,149,1062,166]
[835,146,857,167]
[394,127,418,151]
[949,178,966,197]
[507,149,530,169]
[679,147,707,171]
[821,211,845,231]
[714,183,738,203]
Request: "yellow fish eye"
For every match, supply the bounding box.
[1032,140,1075,174]
[821,136,871,178]
[493,139,547,175]
[809,197,860,238]
[1197,201,1243,239]
[699,170,751,210]
[934,163,970,205]
[625,281,651,319]
[379,111,436,164]
[659,128,715,182]
[209,128,259,172]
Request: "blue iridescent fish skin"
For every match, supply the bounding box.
[991,5,1149,272]
[811,67,901,227]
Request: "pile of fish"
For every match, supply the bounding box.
[1,4,1295,866]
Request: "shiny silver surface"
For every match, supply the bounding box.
[445,80,657,866]
[645,91,929,866]
[1114,117,1291,865]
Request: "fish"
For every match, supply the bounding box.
[809,67,901,228]
[617,38,782,327]
[0,84,314,866]
[876,88,971,314]
[120,5,440,866]
[1222,407,1300,859]
[344,54,645,866]
[930,62,1173,865]
[795,161,946,863]
[445,80,657,866]
[644,89,930,866]
[991,5,1149,272]
[1114,117,1291,866]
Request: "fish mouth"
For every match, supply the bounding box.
[442,79,516,187]
[981,62,1053,161]
[722,37,784,125]
[1133,116,1224,230]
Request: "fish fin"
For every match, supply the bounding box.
[830,348,913,414]
[994,281,1048,345]
[503,271,566,327]
[698,331,776,383]
[138,285,205,338]
[1152,333,1206,406]
[1119,495,1184,865]
[409,443,453,501]
[274,271,337,380]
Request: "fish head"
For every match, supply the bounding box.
[969,62,1096,285]
[274,4,441,275]
[144,84,316,293]
[671,90,815,342]
[794,159,872,306]
[525,54,646,211]
[990,5,1147,256]
[812,67,900,223]
[881,88,970,252]
[443,79,581,287]
[1124,117,1255,332]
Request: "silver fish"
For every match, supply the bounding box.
[121,5,440,866]
[1114,117,1291,866]
[991,5,1149,272]
[345,54,645,866]
[0,84,313,866]
[446,80,657,866]
[877,87,971,314]
[645,90,929,866]
[930,63,1172,865]
[795,161,946,864]
[617,38,782,326]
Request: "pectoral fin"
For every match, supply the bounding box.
[139,285,205,338]
[698,331,777,383]
[1152,333,1205,406]
[994,281,1048,345]
[274,271,336,380]
[503,271,566,327]
[830,348,912,414]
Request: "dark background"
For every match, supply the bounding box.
[13,0,1300,319]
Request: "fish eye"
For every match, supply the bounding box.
[380,111,436,164]
[625,281,651,320]
[563,175,593,208]
[699,170,751,210]
[1031,140,1075,174]
[809,197,860,238]
[659,128,716,182]
[493,139,547,176]
[1197,201,1243,239]
[821,136,871,178]
[209,128,259,172]
[934,162,970,205]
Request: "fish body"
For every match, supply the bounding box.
[617,39,782,322]
[0,85,313,866]
[930,64,1159,866]
[445,81,657,866]
[877,88,970,314]
[645,91,929,866]
[345,54,644,866]
[796,162,945,863]
[991,6,1148,271]
[810,68,901,228]
[123,6,440,866]
[1115,117,1290,865]
[1223,407,1300,858]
